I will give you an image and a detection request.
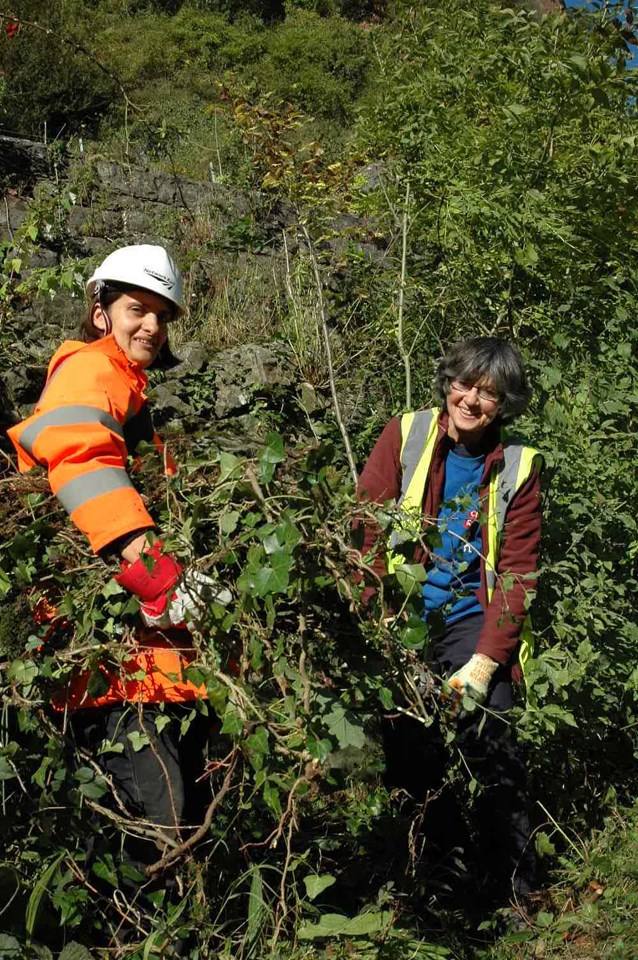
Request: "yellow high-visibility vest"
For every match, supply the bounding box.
[388,408,542,674]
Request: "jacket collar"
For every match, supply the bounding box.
[83,334,148,390]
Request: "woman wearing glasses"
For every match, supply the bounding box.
[356,336,542,916]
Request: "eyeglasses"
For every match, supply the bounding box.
[450,380,500,404]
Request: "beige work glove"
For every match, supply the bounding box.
[448,653,499,704]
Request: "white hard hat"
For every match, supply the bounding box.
[86,244,184,315]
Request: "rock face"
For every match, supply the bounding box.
[0,135,55,187]
[1,135,384,446]
[1,139,286,436]
[212,343,295,418]
[147,341,296,454]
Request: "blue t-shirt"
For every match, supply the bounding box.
[422,446,485,624]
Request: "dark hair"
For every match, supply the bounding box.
[435,336,531,424]
[80,282,180,371]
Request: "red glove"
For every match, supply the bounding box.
[115,541,231,630]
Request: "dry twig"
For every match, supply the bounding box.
[301,225,359,487]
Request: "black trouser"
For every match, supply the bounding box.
[70,703,211,927]
[384,613,535,906]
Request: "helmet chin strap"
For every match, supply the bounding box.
[99,308,112,336]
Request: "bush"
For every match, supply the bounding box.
[254,10,371,120]
[0,0,118,137]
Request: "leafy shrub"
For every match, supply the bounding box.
[253,11,371,120]
[0,0,118,137]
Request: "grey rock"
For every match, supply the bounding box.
[28,293,83,336]
[166,341,208,379]
[67,205,90,233]
[2,363,47,414]
[0,135,56,184]
[356,162,388,194]
[212,342,295,418]
[0,195,29,240]
[25,247,59,270]
[0,375,19,431]
[194,413,266,456]
[79,236,112,256]
[149,382,195,419]
[297,381,326,416]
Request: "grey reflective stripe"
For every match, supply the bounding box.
[56,467,134,516]
[398,409,435,507]
[20,406,124,458]
[494,444,525,535]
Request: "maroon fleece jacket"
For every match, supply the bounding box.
[355,410,542,666]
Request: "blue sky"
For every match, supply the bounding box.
[564,0,638,66]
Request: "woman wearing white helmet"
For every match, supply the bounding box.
[8,243,228,945]
[82,243,184,368]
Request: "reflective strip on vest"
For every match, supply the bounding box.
[387,409,438,569]
[56,466,136,516]
[19,406,125,459]
[485,442,543,599]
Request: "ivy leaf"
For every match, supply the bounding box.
[0,756,16,782]
[394,563,428,597]
[318,698,366,750]
[258,432,285,483]
[219,452,242,482]
[304,874,336,901]
[246,726,270,771]
[0,934,21,957]
[251,551,292,597]
[220,709,243,737]
[154,714,172,734]
[127,732,150,752]
[8,659,39,685]
[74,767,108,799]
[220,510,240,535]
[298,909,393,939]
[401,618,428,651]
[535,831,556,858]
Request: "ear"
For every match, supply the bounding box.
[92,302,110,335]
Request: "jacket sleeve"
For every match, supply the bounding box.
[475,466,542,664]
[7,354,156,554]
[352,416,402,592]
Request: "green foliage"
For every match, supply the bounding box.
[4,0,638,956]
[250,10,371,121]
[1,2,373,182]
[0,1,118,138]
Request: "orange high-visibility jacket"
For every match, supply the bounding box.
[8,335,205,708]
[9,335,163,552]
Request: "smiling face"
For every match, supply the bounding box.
[446,378,501,445]
[92,288,172,368]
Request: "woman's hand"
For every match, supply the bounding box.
[115,540,231,630]
[448,653,498,704]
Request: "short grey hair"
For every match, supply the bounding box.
[435,337,531,424]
